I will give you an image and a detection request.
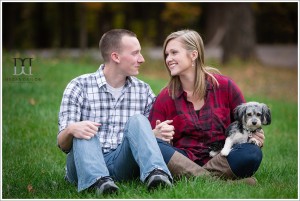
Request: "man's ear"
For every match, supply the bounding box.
[111,52,120,63]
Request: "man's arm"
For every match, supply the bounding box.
[57,121,100,153]
[57,79,100,153]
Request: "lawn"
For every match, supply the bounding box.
[1,51,298,199]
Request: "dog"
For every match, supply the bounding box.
[209,101,271,157]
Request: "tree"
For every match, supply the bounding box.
[204,3,256,64]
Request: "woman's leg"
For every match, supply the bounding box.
[156,138,210,178]
[156,138,188,163]
[204,143,262,179]
[227,143,263,178]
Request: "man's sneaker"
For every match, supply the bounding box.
[145,169,172,191]
[91,176,119,195]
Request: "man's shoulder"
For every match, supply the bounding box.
[130,76,151,88]
[63,72,98,96]
[67,71,98,87]
[73,72,96,82]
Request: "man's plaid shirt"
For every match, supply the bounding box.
[58,65,156,153]
[149,74,245,165]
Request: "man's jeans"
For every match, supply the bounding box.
[65,114,172,192]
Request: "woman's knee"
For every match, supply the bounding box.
[227,143,263,178]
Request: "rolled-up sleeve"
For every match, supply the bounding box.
[58,80,83,134]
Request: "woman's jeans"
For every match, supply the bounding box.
[157,139,262,178]
[65,114,172,192]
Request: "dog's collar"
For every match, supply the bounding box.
[243,126,262,134]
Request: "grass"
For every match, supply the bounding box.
[1,51,298,199]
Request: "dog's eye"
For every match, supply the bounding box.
[247,113,252,117]
[257,113,261,117]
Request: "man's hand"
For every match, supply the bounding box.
[68,121,101,140]
[153,120,174,143]
[249,129,265,148]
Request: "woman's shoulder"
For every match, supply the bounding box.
[156,87,172,101]
[212,73,239,87]
[212,73,244,99]
[213,73,234,83]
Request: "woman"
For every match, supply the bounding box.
[149,29,265,184]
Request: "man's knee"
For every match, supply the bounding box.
[128,114,148,125]
[125,114,151,137]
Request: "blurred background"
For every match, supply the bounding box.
[2,2,298,67]
[1,2,299,198]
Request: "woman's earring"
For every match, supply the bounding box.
[192,61,195,67]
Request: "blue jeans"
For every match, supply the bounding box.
[156,138,188,163]
[227,143,262,178]
[157,140,262,178]
[65,114,172,192]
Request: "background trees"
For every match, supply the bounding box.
[2,2,298,63]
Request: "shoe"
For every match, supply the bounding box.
[91,176,119,195]
[145,169,172,191]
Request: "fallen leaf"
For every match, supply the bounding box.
[27,184,33,192]
[29,98,36,105]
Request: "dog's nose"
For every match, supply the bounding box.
[252,121,257,125]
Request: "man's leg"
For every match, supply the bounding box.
[66,136,117,193]
[106,114,172,190]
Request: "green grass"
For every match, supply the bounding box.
[1,52,298,199]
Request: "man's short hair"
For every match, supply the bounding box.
[99,29,137,62]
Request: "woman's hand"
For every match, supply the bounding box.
[153,120,174,143]
[249,129,265,148]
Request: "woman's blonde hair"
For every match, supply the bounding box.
[163,29,220,99]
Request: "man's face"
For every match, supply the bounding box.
[117,35,145,76]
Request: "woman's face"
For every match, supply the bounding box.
[164,38,194,77]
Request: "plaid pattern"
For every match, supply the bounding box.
[149,74,245,165]
[58,65,156,153]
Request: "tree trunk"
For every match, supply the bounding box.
[78,4,87,50]
[221,3,256,63]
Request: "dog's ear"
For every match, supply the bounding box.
[233,103,247,122]
[261,103,271,125]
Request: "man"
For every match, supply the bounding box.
[57,29,173,195]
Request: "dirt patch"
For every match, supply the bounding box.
[220,62,298,103]
[141,61,298,103]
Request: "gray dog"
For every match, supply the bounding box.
[210,101,271,157]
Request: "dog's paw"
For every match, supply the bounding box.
[220,148,230,156]
[249,137,261,146]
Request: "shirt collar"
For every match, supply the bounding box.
[174,77,213,99]
[96,64,133,89]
